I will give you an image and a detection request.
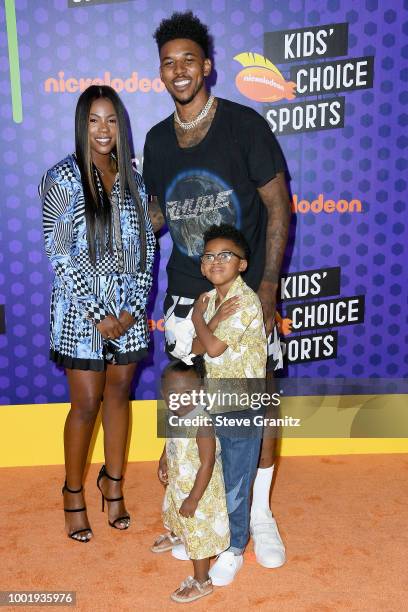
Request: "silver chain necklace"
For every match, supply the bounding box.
[174,95,215,130]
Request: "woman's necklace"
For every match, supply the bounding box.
[94,159,116,177]
[174,95,215,130]
[94,165,105,176]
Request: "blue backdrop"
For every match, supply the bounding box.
[0,0,406,404]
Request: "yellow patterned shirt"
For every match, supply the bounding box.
[203,275,267,379]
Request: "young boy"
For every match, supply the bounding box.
[191,223,268,585]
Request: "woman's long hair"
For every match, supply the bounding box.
[75,85,146,269]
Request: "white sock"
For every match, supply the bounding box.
[251,466,274,516]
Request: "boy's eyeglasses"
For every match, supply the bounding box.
[200,250,244,264]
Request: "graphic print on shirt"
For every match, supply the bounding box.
[165,169,241,257]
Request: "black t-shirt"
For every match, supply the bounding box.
[143,97,287,298]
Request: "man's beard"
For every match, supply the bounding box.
[171,79,205,106]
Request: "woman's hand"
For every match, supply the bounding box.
[211,296,240,327]
[96,314,125,340]
[158,452,168,485]
[192,293,210,320]
[179,495,198,518]
[119,310,136,332]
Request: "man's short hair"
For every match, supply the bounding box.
[203,224,250,261]
[153,11,211,58]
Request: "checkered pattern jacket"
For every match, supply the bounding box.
[39,154,156,324]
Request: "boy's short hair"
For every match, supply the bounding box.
[153,11,211,58]
[203,224,250,261]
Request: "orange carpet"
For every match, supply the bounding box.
[1,455,407,611]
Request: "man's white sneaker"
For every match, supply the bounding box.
[209,551,243,586]
[250,508,286,568]
[171,543,190,561]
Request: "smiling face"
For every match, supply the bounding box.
[201,237,248,288]
[159,38,212,105]
[88,97,117,159]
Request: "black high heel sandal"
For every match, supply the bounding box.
[96,465,130,530]
[62,481,93,543]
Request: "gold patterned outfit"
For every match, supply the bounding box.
[162,408,230,560]
[202,275,267,416]
[204,274,267,379]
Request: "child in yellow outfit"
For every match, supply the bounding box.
[151,359,230,603]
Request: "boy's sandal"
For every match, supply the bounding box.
[150,532,182,553]
[170,576,213,603]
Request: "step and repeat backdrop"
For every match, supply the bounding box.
[0,0,406,404]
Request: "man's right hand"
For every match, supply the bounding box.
[148,196,166,233]
[96,314,126,340]
[158,452,168,485]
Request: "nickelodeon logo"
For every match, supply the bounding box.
[148,319,164,332]
[234,52,296,103]
[292,194,362,214]
[44,71,165,94]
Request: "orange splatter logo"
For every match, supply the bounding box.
[234,52,296,103]
[275,310,293,336]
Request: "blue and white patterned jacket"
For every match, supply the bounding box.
[39,153,156,324]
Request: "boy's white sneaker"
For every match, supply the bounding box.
[171,543,190,561]
[209,551,243,586]
[250,508,286,568]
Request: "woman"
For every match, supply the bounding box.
[39,85,156,542]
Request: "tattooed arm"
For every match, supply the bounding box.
[143,133,166,233]
[257,171,291,335]
[148,196,166,233]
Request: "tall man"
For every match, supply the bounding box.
[143,11,290,585]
